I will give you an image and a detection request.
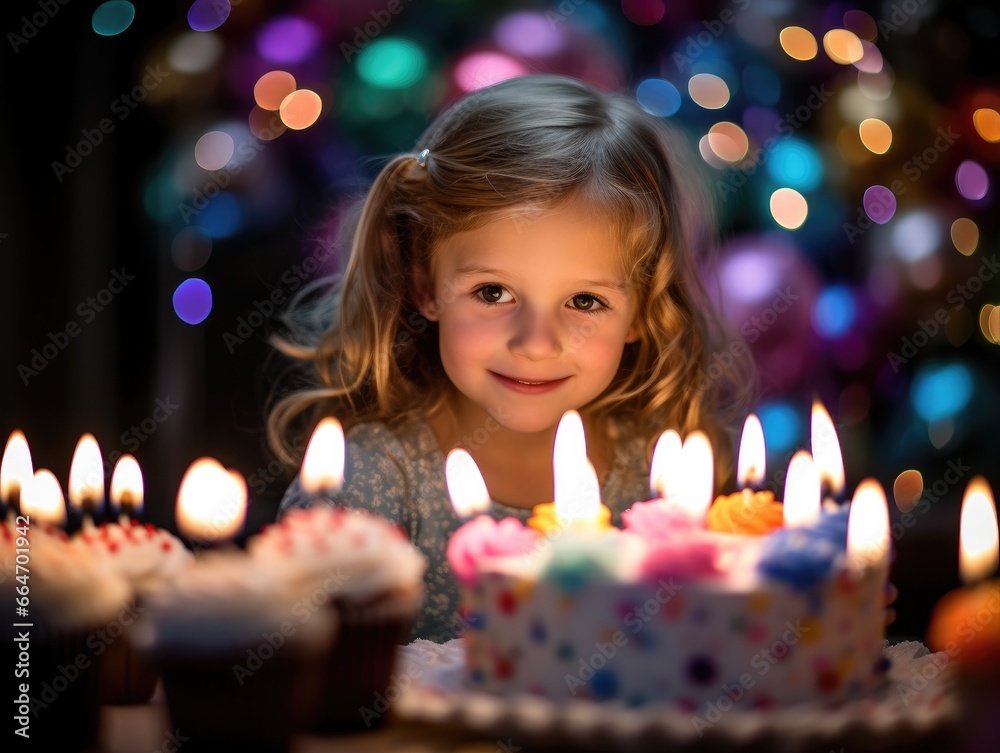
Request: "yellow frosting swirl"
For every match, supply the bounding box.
[527,502,613,536]
[706,489,784,535]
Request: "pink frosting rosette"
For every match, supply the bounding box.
[446,516,541,587]
[639,536,724,582]
[621,498,704,539]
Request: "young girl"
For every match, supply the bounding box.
[267,74,752,642]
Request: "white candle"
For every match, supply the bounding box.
[176,458,247,544]
[21,469,67,527]
[678,431,713,523]
[300,417,346,497]
[811,400,845,500]
[846,478,890,568]
[110,455,144,522]
[783,450,821,527]
[959,476,998,584]
[445,448,491,519]
[69,433,105,523]
[553,411,601,526]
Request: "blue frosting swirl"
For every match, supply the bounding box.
[757,505,851,590]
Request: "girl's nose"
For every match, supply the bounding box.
[508,305,562,360]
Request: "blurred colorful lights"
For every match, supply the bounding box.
[257,16,321,64]
[972,108,1000,142]
[823,29,863,65]
[779,26,817,61]
[707,122,749,162]
[454,52,527,92]
[758,402,801,455]
[812,285,856,339]
[955,160,989,201]
[188,0,230,33]
[358,38,427,89]
[769,188,808,230]
[891,211,941,262]
[863,185,897,224]
[92,2,135,37]
[621,0,665,26]
[911,363,973,422]
[859,118,892,154]
[767,139,822,191]
[172,279,213,325]
[194,131,235,171]
[167,31,222,73]
[688,73,730,109]
[950,218,979,256]
[279,90,323,130]
[636,78,681,117]
[495,12,566,57]
[254,71,297,111]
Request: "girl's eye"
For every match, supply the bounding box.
[475,284,512,305]
[570,294,607,312]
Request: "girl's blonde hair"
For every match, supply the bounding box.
[267,75,753,484]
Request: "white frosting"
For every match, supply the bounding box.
[248,507,426,609]
[71,521,193,594]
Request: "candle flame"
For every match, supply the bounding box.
[176,457,247,542]
[811,400,845,497]
[300,417,345,496]
[445,449,491,518]
[1,430,33,503]
[678,432,713,522]
[649,429,681,499]
[553,411,600,523]
[69,433,105,515]
[783,450,821,527]
[737,414,765,488]
[21,469,67,526]
[110,455,144,517]
[847,478,890,567]
[960,476,999,584]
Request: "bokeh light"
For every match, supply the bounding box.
[812,285,856,339]
[167,31,222,73]
[767,139,823,191]
[249,107,286,140]
[843,10,877,41]
[911,363,973,422]
[859,118,892,154]
[990,306,1000,344]
[688,73,730,109]
[194,131,235,171]
[863,185,897,224]
[194,193,243,238]
[893,469,924,512]
[279,90,323,130]
[758,402,801,455]
[823,29,863,64]
[359,38,428,90]
[769,188,808,230]
[857,68,894,100]
[779,26,817,60]
[172,279,213,325]
[951,218,979,256]
[92,2,135,37]
[495,12,566,57]
[621,0,665,26]
[188,0,230,33]
[979,304,995,344]
[853,41,883,74]
[171,227,212,272]
[955,160,989,201]
[453,51,527,92]
[707,122,749,163]
[891,211,941,262]
[254,71,297,111]
[257,16,321,64]
[972,108,1000,142]
[636,78,681,117]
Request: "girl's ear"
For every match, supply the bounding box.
[624,317,641,344]
[412,265,439,321]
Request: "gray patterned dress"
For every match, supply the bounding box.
[279,419,652,643]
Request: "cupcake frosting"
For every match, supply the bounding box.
[621,498,704,538]
[248,506,427,606]
[447,516,541,587]
[72,520,193,593]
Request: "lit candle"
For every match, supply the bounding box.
[649,429,681,502]
[69,433,105,529]
[21,469,67,528]
[445,448,491,520]
[110,455,144,523]
[1,430,33,520]
[811,400,845,504]
[959,476,999,584]
[300,417,345,497]
[528,411,611,534]
[846,478,890,569]
[782,450,821,527]
[176,458,247,548]
[737,414,765,492]
[677,432,713,523]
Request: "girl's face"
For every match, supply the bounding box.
[418,195,639,435]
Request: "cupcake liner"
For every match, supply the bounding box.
[99,626,159,705]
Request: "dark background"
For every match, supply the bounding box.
[2,0,998,640]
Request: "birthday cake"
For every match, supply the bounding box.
[446,492,891,713]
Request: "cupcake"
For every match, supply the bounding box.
[135,549,335,752]
[248,506,427,730]
[71,519,193,703]
[4,522,131,752]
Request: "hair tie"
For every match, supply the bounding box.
[416,148,430,167]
